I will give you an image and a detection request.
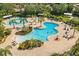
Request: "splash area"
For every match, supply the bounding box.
[5,17,27,28]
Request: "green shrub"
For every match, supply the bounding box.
[61,16,71,23]
[74,27,79,31]
[4,29,11,36]
[18,39,44,50]
[0,28,11,43]
[51,53,62,56]
[71,17,79,26]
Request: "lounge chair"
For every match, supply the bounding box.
[11,41,17,46]
[67,35,74,40]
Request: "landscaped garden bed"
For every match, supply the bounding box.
[18,39,44,50]
[15,27,32,35]
[0,28,12,44]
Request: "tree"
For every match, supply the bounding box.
[0,18,5,26]
[9,19,17,29]
[0,4,16,16]
[23,4,52,17]
[24,4,35,16]
[72,5,79,16]
[66,4,73,13]
[0,46,12,56]
[50,4,66,15]
[0,19,5,38]
[50,3,74,15]
[19,17,28,29]
[0,26,5,38]
[70,17,79,26]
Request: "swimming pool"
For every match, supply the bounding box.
[5,17,27,28]
[16,22,59,43]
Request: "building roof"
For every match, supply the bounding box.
[3,15,12,18]
[64,13,72,16]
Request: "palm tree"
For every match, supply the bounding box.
[19,17,28,29]
[0,19,5,39]
[0,46,12,56]
[18,4,24,12]
[0,18,5,26]
[9,19,17,29]
[0,25,5,35]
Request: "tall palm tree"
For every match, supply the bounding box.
[20,17,28,28]
[9,19,17,29]
[0,46,12,56]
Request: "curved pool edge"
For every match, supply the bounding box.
[15,22,59,43]
[47,27,59,41]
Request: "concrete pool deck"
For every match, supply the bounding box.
[0,19,79,56]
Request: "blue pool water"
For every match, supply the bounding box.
[5,17,27,27]
[16,22,59,43]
